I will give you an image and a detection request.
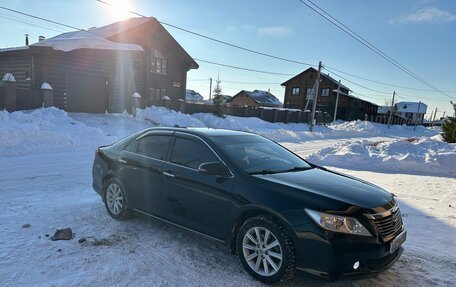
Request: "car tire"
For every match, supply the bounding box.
[104,178,131,220]
[236,215,296,283]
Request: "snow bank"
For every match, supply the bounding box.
[135,106,206,128]
[0,108,111,157]
[192,114,439,143]
[306,136,456,177]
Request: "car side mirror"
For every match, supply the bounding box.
[199,162,232,178]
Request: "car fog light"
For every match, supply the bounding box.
[353,261,360,270]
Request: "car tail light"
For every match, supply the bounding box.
[95,148,101,157]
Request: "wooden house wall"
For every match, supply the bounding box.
[34,49,144,112]
[0,52,32,90]
[109,20,193,103]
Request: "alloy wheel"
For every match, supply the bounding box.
[242,226,283,276]
[106,183,124,215]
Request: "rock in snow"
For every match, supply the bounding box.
[51,228,73,241]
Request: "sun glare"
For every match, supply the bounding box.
[110,0,131,20]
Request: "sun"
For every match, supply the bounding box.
[110,0,131,20]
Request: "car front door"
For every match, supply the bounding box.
[118,131,172,215]
[160,133,236,240]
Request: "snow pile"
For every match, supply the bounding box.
[306,136,456,177]
[135,106,206,128]
[192,114,439,143]
[328,120,436,137]
[0,108,111,157]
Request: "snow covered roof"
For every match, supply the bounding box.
[185,89,204,102]
[243,90,282,107]
[0,46,29,53]
[30,17,150,52]
[131,92,141,98]
[281,67,350,91]
[396,101,427,114]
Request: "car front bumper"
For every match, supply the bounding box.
[293,230,405,281]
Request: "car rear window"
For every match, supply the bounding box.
[129,135,171,160]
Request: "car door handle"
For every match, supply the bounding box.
[118,158,127,164]
[163,171,175,178]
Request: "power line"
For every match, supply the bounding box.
[94,0,316,68]
[189,78,281,85]
[325,65,456,93]
[323,67,391,95]
[4,2,452,104]
[0,5,93,34]
[194,58,295,76]
[296,0,455,100]
[0,13,69,34]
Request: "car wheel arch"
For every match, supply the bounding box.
[229,206,297,254]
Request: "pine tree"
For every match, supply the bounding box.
[212,78,224,118]
[442,101,456,143]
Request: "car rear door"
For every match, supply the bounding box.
[118,131,172,215]
[160,133,236,240]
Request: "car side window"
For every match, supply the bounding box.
[171,137,218,169]
[132,135,171,160]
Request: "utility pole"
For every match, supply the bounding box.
[333,80,341,123]
[309,61,322,132]
[209,77,212,101]
[387,91,396,129]
[431,107,438,127]
[414,100,421,131]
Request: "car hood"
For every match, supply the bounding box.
[253,167,392,209]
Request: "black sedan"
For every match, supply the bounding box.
[92,127,406,283]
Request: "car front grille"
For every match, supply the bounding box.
[364,201,404,242]
[373,209,403,241]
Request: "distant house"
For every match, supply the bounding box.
[185,89,204,104]
[228,90,282,108]
[395,101,427,123]
[282,67,378,120]
[0,17,198,113]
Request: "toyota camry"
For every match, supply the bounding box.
[92,127,406,283]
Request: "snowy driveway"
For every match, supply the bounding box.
[1,148,455,287]
[1,110,455,286]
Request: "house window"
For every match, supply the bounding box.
[292,87,300,96]
[306,88,314,100]
[150,49,167,75]
[321,88,330,96]
[149,88,167,102]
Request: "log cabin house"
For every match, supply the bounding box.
[0,17,198,113]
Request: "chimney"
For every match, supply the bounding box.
[25,34,29,46]
[38,35,45,42]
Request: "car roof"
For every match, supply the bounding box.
[142,127,255,138]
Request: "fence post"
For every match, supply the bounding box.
[259,107,265,120]
[2,73,17,111]
[272,109,278,123]
[284,110,290,123]
[243,106,248,117]
[41,82,53,108]
[178,99,185,114]
[131,92,142,116]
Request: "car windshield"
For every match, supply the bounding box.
[210,135,312,174]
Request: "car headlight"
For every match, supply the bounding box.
[305,209,372,236]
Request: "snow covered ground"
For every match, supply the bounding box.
[1,108,455,286]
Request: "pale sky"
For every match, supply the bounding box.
[1,0,455,118]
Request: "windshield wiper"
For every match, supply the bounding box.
[249,166,312,175]
[249,169,281,175]
[281,166,312,173]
